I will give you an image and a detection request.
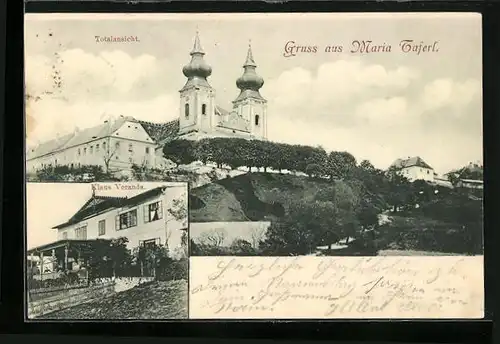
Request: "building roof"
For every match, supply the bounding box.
[27,116,137,160]
[138,119,180,146]
[27,239,112,254]
[52,186,168,229]
[390,156,433,170]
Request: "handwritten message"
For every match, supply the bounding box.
[189,256,484,319]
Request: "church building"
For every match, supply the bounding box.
[25,32,268,174]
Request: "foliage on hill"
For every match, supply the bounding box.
[163,137,360,177]
[190,161,483,256]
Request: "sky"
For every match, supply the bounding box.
[24,13,483,175]
[27,182,188,249]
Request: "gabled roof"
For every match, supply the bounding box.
[138,119,179,146]
[52,186,168,229]
[390,156,433,170]
[27,117,136,160]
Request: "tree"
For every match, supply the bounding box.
[325,151,357,180]
[162,139,197,167]
[197,228,227,247]
[101,137,120,174]
[229,239,257,256]
[305,163,322,178]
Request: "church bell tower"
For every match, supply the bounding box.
[179,32,216,136]
[232,41,268,140]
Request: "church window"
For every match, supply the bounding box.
[145,147,150,154]
[83,148,87,155]
[77,148,81,156]
[90,146,94,154]
[202,104,207,115]
[96,144,100,152]
[129,144,134,153]
[255,115,260,126]
[102,142,106,151]
[115,141,120,150]
[185,103,190,118]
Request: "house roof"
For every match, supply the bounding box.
[27,117,136,160]
[390,156,433,170]
[52,186,168,229]
[27,239,112,254]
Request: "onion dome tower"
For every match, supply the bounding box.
[232,41,267,140]
[181,31,213,90]
[179,31,216,136]
[234,42,266,102]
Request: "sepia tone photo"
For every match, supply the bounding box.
[26,182,188,320]
[25,12,483,319]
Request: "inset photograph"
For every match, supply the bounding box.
[26,182,188,320]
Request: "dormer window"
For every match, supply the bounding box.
[255,114,260,126]
[202,104,207,115]
[185,103,190,118]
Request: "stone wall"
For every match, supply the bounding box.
[27,277,154,319]
[27,282,115,319]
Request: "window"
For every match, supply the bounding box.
[103,142,106,150]
[75,225,88,240]
[255,115,260,126]
[90,146,93,154]
[115,209,137,230]
[83,148,87,155]
[62,232,68,240]
[142,238,159,249]
[202,104,207,115]
[427,170,429,174]
[115,141,120,150]
[98,220,106,236]
[78,148,81,156]
[128,144,133,153]
[145,147,150,154]
[144,201,163,223]
[96,144,100,152]
[185,103,190,118]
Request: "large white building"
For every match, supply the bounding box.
[26,32,268,173]
[389,156,436,182]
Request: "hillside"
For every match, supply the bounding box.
[189,172,331,222]
[39,280,187,320]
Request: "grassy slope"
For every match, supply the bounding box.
[39,280,188,320]
[189,172,331,222]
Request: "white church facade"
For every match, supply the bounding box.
[26,32,268,174]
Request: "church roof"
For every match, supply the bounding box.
[52,186,168,229]
[27,116,136,160]
[215,105,230,117]
[390,156,433,170]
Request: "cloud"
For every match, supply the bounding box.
[25,49,159,101]
[264,61,481,173]
[264,59,419,125]
[421,78,481,112]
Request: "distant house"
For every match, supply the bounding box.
[444,161,483,189]
[389,156,435,182]
[456,179,484,190]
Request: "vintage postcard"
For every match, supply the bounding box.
[25,12,483,319]
[25,182,189,319]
